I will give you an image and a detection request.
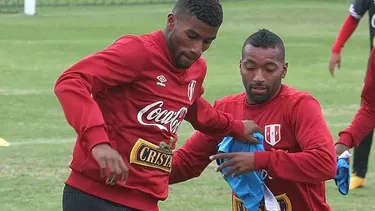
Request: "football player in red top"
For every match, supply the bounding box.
[55,0,263,211]
[170,29,336,211]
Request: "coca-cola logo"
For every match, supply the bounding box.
[137,101,188,134]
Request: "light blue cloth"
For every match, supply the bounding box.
[216,133,265,211]
[335,158,350,195]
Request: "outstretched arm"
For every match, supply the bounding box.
[170,131,219,184]
[185,97,263,143]
[337,47,375,148]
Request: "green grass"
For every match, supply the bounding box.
[0,0,374,210]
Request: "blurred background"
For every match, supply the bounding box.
[0,0,374,210]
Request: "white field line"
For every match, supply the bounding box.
[8,138,75,146]
[0,39,111,44]
[0,89,53,96]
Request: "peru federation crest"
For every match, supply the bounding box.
[265,124,281,146]
[187,80,196,102]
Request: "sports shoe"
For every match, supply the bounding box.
[349,175,365,190]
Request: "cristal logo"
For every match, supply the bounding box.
[137,101,188,134]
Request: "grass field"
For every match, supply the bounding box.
[1,0,375,210]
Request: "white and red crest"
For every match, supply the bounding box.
[265,124,281,146]
[187,80,196,102]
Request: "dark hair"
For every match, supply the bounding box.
[242,29,285,60]
[172,0,223,27]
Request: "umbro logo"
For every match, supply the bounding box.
[156,75,167,87]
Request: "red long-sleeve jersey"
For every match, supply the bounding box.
[170,85,337,211]
[54,30,244,211]
[337,47,375,148]
[331,15,360,53]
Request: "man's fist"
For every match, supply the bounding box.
[335,143,349,159]
[91,144,129,185]
[242,120,264,144]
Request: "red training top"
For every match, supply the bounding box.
[170,85,336,211]
[54,30,244,211]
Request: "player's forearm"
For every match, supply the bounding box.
[170,132,218,184]
[55,74,110,150]
[254,147,336,183]
[338,49,375,147]
[170,148,214,184]
[169,153,206,184]
[332,15,360,53]
[337,101,375,148]
[184,97,244,139]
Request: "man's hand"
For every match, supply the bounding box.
[209,152,255,177]
[91,144,129,185]
[335,143,350,158]
[329,53,341,76]
[242,120,264,144]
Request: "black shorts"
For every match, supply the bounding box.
[62,184,140,211]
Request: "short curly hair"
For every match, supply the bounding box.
[242,29,285,60]
[172,0,223,27]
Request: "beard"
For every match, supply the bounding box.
[247,89,271,104]
[175,54,193,69]
[244,82,273,104]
